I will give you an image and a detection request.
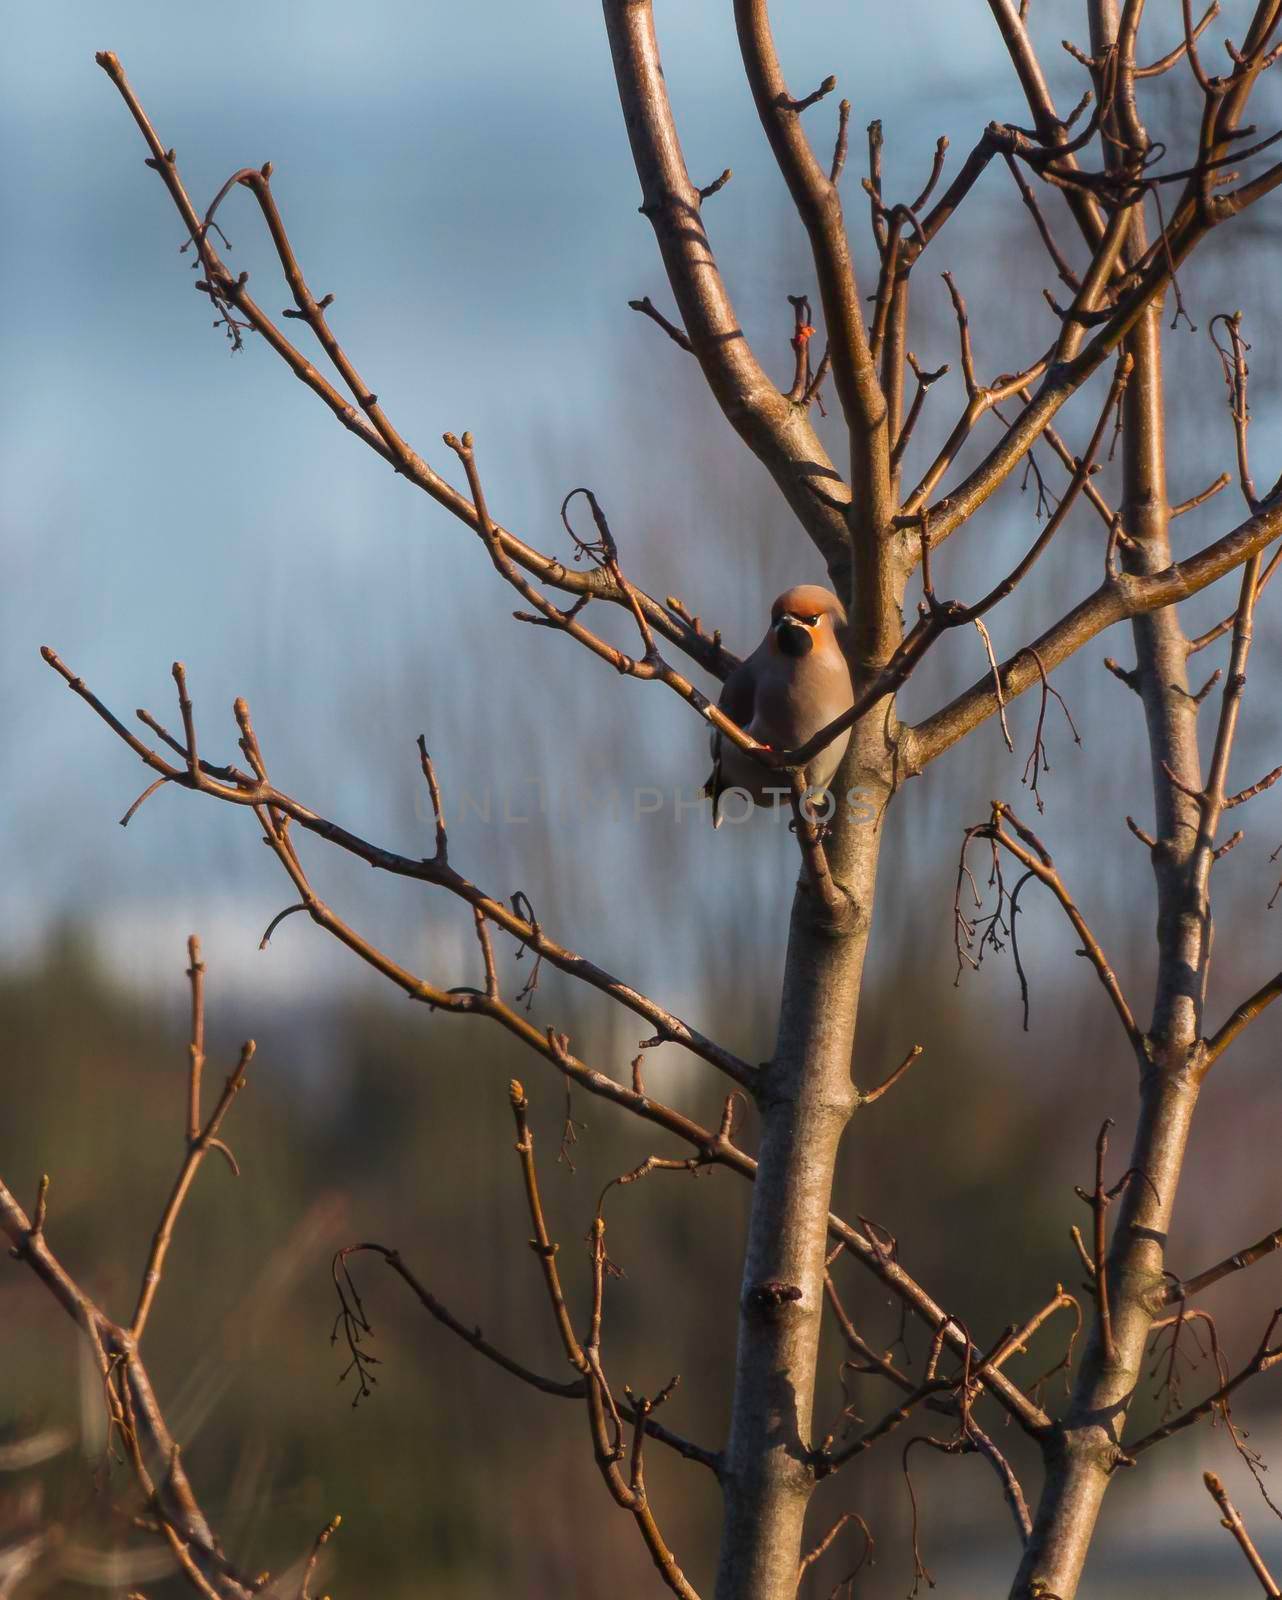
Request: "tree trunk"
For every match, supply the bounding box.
[1011,271,1210,1600]
[715,712,896,1598]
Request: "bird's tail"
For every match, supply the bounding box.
[703,760,723,828]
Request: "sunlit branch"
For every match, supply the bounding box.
[93,51,735,683]
[906,491,1282,768]
[1206,973,1282,1065]
[732,0,890,522]
[600,3,854,582]
[40,646,756,1092]
[1168,1224,1282,1303]
[1203,1471,1282,1597]
[41,651,1050,1437]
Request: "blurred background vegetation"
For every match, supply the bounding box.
[5,2,1282,1595]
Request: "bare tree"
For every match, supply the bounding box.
[16,3,1282,1596]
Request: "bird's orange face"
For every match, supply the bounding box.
[768,586,843,659]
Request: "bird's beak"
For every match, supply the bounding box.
[774,617,813,658]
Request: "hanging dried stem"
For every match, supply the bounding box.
[956,803,1142,1049]
[1128,1307,1282,1455]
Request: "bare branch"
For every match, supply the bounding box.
[1189,539,1282,654]
[334,1240,719,1472]
[860,1043,923,1106]
[629,295,694,353]
[1204,1471,1282,1596]
[732,0,890,525]
[1077,1121,1119,1365]
[92,51,735,681]
[509,1084,702,1599]
[967,805,1143,1050]
[1,992,257,1599]
[298,1515,341,1600]
[132,941,254,1341]
[41,647,757,1093]
[1002,150,1082,289]
[600,5,853,579]
[1169,1224,1282,1302]
[966,1417,1034,1545]
[1172,472,1231,516]
[1206,973,1282,1064]
[1137,3,1220,77]
[797,1509,874,1588]
[906,494,1282,768]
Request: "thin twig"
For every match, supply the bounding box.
[1204,1470,1282,1595]
[861,1044,923,1105]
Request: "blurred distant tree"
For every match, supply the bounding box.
[16,3,1282,1596]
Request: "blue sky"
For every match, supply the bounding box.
[4,2,1281,1038]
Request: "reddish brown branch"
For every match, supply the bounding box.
[963,804,1143,1050]
[1190,540,1282,654]
[861,1043,923,1105]
[788,774,848,918]
[797,1510,874,1587]
[1210,311,1263,512]
[298,1515,341,1600]
[731,0,889,516]
[1205,1470,1282,1595]
[1206,973,1282,1064]
[1172,472,1231,516]
[334,1239,718,1471]
[1075,1121,1119,1365]
[1169,1225,1282,1302]
[1003,151,1082,289]
[629,295,694,353]
[442,432,784,779]
[907,487,1282,768]
[603,2,855,577]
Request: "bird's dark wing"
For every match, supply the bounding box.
[716,655,758,727]
[703,653,760,827]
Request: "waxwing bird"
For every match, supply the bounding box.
[705,585,854,827]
